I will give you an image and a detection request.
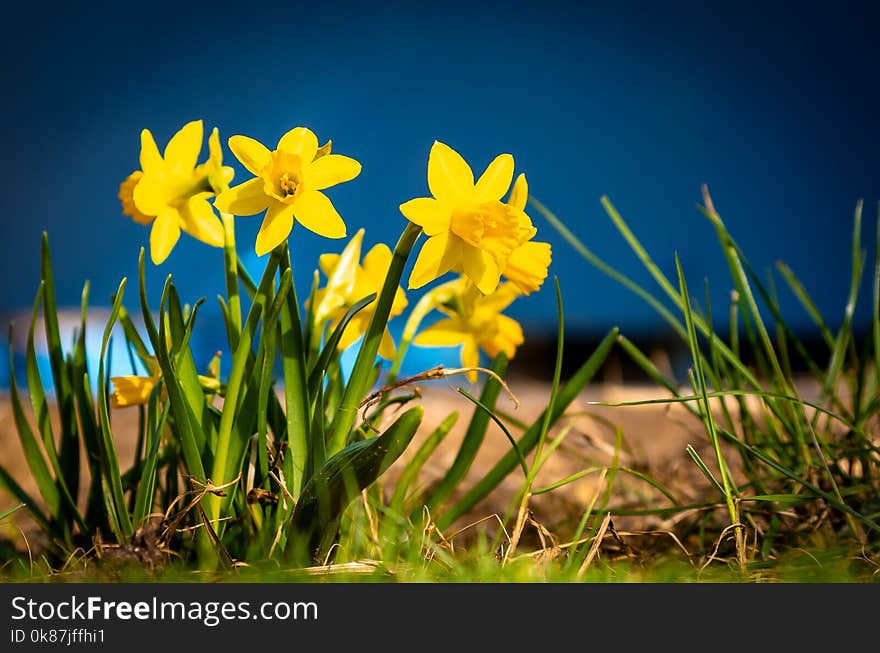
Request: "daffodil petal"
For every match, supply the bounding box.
[474,153,514,202]
[214,178,269,215]
[399,197,450,236]
[481,282,522,315]
[428,141,474,203]
[319,253,341,277]
[292,190,347,239]
[139,129,163,173]
[307,154,362,190]
[503,240,551,295]
[164,120,203,172]
[110,375,157,408]
[408,232,458,289]
[278,127,318,162]
[132,171,165,216]
[508,173,528,211]
[208,127,222,164]
[378,328,397,360]
[461,245,500,295]
[336,316,367,351]
[228,135,272,176]
[255,202,295,256]
[461,340,480,383]
[181,196,225,247]
[325,229,362,286]
[150,208,181,264]
[412,317,467,347]
[362,243,392,283]
[494,315,524,357]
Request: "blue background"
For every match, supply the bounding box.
[1,1,878,382]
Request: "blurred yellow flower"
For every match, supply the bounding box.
[311,229,407,359]
[120,120,234,265]
[111,366,219,409]
[400,141,536,295]
[118,172,152,225]
[413,280,523,382]
[214,127,361,256]
[500,173,552,295]
[110,375,156,408]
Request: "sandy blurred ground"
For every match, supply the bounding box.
[29,350,850,561]
[0,371,739,553]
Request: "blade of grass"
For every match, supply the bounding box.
[457,388,528,479]
[422,353,508,514]
[0,466,49,533]
[534,197,764,391]
[437,327,618,531]
[389,411,458,514]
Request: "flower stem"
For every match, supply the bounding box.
[278,244,311,498]
[207,251,281,523]
[221,212,242,349]
[326,223,422,455]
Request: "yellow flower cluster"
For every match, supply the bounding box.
[311,228,408,359]
[118,120,234,264]
[400,141,552,378]
[114,123,550,403]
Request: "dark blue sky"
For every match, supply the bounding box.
[1,1,877,364]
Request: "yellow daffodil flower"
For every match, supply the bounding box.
[119,120,235,265]
[111,361,220,409]
[214,127,361,256]
[311,229,407,359]
[110,374,158,408]
[413,280,524,382]
[501,173,552,295]
[400,141,537,295]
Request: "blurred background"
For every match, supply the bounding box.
[1,0,877,387]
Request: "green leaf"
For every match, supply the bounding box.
[209,250,280,522]
[155,278,208,483]
[137,251,207,488]
[278,246,311,499]
[24,284,82,530]
[256,267,292,482]
[307,293,376,399]
[39,233,80,503]
[96,278,134,538]
[72,281,106,530]
[131,396,169,528]
[326,223,422,456]
[7,324,62,522]
[165,286,211,454]
[286,405,423,564]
